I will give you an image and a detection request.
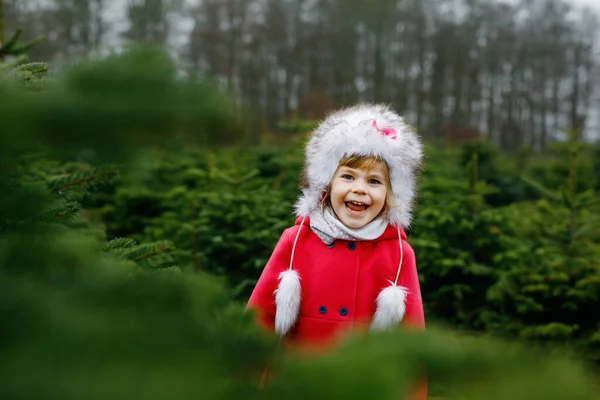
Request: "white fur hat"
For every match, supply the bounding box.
[294,103,423,228]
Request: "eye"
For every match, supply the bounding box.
[368,179,381,185]
[341,174,354,180]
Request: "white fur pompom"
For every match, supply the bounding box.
[370,284,409,331]
[274,270,302,336]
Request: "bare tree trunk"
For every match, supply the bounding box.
[581,45,594,137]
[286,0,305,114]
[540,93,548,152]
[570,45,581,133]
[451,42,465,129]
[0,0,5,49]
[503,70,516,151]
[527,95,536,151]
[487,79,496,142]
[225,0,238,92]
[415,14,426,130]
[552,77,560,140]
[538,64,549,152]
[466,65,477,126]
[373,31,384,100]
[371,0,387,101]
[429,22,451,143]
[92,0,104,48]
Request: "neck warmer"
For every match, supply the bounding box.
[309,206,388,245]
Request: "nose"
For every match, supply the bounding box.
[351,179,368,194]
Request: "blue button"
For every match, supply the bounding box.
[319,306,327,314]
[327,242,335,249]
[339,307,348,316]
[348,242,356,250]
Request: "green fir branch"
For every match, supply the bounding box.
[0,27,23,54]
[111,240,176,263]
[131,244,174,262]
[0,27,45,58]
[0,55,27,71]
[36,201,82,223]
[102,238,176,270]
[49,168,118,193]
[8,35,46,55]
[15,61,48,76]
[573,221,600,241]
[0,178,20,192]
[1,61,50,90]
[576,190,600,209]
[521,175,561,202]
[136,253,178,270]
[102,237,138,253]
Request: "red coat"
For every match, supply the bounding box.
[248,217,425,348]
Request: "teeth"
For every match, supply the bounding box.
[350,201,367,206]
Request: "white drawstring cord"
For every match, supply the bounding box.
[289,217,402,286]
[288,216,306,270]
[393,226,404,286]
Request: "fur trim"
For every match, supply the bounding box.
[293,189,323,217]
[295,103,423,228]
[370,284,409,331]
[274,270,302,336]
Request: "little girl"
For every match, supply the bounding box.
[248,104,425,389]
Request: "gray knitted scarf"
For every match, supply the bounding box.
[309,206,388,245]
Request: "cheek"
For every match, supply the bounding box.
[373,188,388,205]
[331,191,345,205]
[329,182,346,200]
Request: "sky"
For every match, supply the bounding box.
[505,0,600,10]
[574,0,600,9]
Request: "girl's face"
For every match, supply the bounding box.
[329,163,389,229]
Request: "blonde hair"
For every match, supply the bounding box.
[319,154,394,218]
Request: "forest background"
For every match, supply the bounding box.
[2,0,600,399]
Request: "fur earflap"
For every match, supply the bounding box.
[274,270,302,336]
[370,284,409,331]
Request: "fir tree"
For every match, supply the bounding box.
[486,130,600,364]
[0,46,598,399]
[0,0,45,69]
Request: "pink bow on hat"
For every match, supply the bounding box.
[372,120,397,140]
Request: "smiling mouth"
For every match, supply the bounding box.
[345,201,369,213]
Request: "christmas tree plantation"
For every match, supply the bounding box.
[0,49,599,399]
